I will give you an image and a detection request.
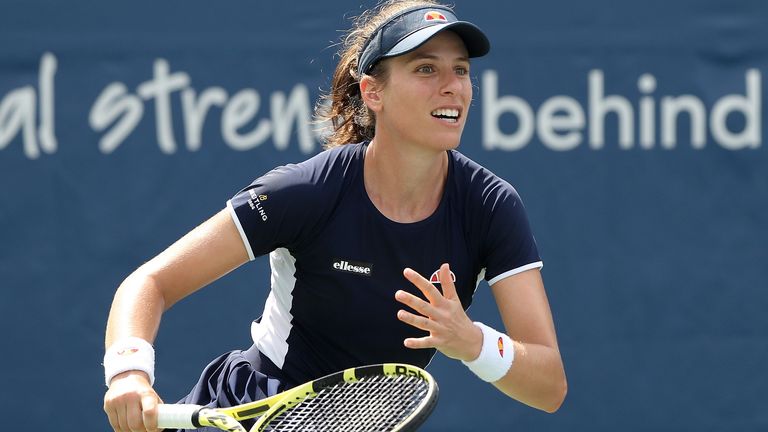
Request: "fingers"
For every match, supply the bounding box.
[126,399,145,432]
[396,301,441,351]
[105,397,141,432]
[403,268,443,303]
[395,289,436,317]
[403,264,459,301]
[104,372,160,432]
[403,336,437,349]
[397,309,433,332]
[105,403,121,432]
[141,394,160,432]
[399,263,479,359]
[438,263,459,300]
[397,264,462,324]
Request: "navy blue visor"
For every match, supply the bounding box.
[357,5,490,75]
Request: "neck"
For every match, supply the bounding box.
[363,139,448,223]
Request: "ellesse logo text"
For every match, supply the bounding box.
[332,259,373,276]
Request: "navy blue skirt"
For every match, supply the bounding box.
[170,345,292,432]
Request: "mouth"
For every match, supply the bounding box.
[431,108,460,123]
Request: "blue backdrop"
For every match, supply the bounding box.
[1,1,766,431]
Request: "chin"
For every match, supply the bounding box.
[435,132,463,151]
[408,128,464,152]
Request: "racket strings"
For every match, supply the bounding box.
[263,374,429,431]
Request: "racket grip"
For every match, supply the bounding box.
[157,404,202,429]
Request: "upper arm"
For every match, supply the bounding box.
[474,175,541,286]
[490,269,560,350]
[227,157,341,257]
[136,208,250,308]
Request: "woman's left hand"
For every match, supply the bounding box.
[395,263,483,362]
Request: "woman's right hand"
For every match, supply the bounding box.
[104,371,163,432]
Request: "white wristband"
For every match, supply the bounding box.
[103,337,156,387]
[461,322,514,382]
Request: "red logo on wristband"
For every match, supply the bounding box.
[497,337,504,357]
[117,347,139,356]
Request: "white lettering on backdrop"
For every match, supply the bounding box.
[0,53,57,159]
[0,53,763,159]
[89,58,318,155]
[483,69,762,151]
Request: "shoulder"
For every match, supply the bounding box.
[227,143,365,254]
[448,150,522,209]
[259,143,364,194]
[299,142,364,173]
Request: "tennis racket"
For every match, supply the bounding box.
[157,363,438,432]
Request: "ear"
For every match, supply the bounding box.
[359,75,383,112]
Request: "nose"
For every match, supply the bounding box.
[440,70,463,96]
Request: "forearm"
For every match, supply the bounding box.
[397,266,567,412]
[492,341,567,413]
[105,269,166,348]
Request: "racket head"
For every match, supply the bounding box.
[253,363,438,432]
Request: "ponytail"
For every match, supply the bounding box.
[315,0,441,148]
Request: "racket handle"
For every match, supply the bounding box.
[156,404,202,429]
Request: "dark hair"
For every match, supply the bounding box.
[315,0,443,148]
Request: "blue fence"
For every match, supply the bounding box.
[1,1,766,430]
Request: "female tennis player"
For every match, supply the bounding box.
[103,1,567,431]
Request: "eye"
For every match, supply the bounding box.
[416,65,434,74]
[455,66,469,76]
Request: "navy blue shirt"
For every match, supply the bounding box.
[227,142,542,385]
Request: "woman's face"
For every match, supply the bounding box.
[372,30,472,152]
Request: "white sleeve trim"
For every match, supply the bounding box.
[226,199,255,261]
[487,261,543,286]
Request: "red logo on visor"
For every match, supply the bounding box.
[424,11,448,22]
